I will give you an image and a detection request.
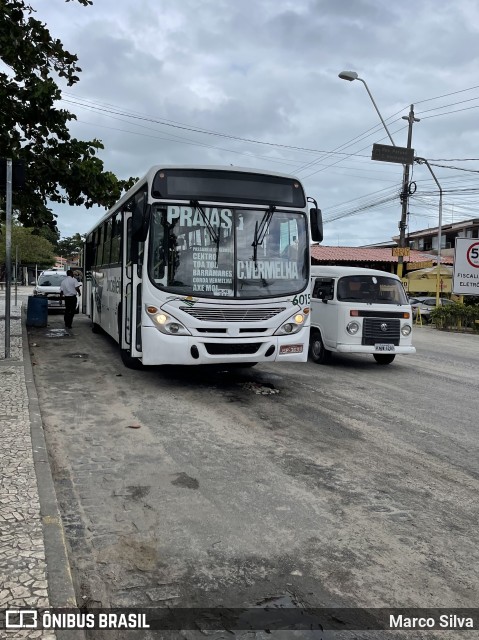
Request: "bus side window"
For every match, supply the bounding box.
[110,212,122,264]
[313,278,334,301]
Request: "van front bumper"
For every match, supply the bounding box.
[336,344,416,355]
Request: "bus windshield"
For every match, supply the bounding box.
[336,275,408,304]
[148,204,308,298]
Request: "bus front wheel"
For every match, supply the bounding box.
[309,330,331,365]
[120,348,144,370]
[373,353,395,365]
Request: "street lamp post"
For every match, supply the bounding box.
[338,70,444,304]
[338,71,419,279]
[416,158,443,306]
[338,71,397,146]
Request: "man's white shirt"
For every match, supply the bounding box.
[60,276,80,296]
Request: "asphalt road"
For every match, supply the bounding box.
[27,310,479,639]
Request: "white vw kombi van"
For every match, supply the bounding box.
[310,265,416,365]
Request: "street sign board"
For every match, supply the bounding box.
[452,238,479,294]
[406,261,434,270]
[391,247,410,257]
[371,144,415,165]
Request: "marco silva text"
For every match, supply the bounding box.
[390,614,475,630]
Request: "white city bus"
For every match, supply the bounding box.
[83,165,323,368]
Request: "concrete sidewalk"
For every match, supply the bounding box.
[0,289,82,639]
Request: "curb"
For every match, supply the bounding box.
[22,310,86,640]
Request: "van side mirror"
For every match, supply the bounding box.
[310,207,323,243]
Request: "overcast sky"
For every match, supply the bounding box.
[32,0,479,245]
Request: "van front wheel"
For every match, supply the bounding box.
[309,331,331,364]
[373,353,395,365]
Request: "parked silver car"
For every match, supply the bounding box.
[409,296,454,322]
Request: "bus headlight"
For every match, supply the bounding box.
[274,313,305,336]
[346,321,360,335]
[145,306,191,336]
[401,324,412,336]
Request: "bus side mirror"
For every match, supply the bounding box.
[310,207,323,243]
[132,202,151,242]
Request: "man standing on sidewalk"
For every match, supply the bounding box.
[60,269,81,329]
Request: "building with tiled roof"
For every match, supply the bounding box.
[393,218,479,259]
[310,245,453,274]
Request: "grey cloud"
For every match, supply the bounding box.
[33,0,479,243]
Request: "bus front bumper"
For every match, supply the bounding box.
[141,326,309,365]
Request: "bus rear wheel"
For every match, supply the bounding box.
[373,353,395,365]
[309,330,331,364]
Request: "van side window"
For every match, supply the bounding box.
[313,277,334,300]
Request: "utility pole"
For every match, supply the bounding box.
[5,159,12,359]
[397,105,420,279]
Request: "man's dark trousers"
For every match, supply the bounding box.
[64,296,77,328]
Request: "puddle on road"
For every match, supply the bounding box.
[45,328,71,338]
[171,472,199,490]
[242,381,280,395]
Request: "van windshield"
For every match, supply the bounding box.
[337,275,408,304]
[38,274,65,286]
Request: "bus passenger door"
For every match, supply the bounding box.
[121,192,149,359]
[120,210,133,353]
[121,214,143,359]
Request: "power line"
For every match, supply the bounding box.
[415,94,479,116]
[72,118,304,168]
[426,157,479,162]
[413,84,479,106]
[61,96,370,158]
[419,104,479,120]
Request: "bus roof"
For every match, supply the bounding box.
[85,165,304,237]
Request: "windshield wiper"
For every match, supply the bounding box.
[190,199,220,263]
[252,205,276,265]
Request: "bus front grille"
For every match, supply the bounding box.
[180,306,286,322]
[362,317,400,345]
[204,342,261,355]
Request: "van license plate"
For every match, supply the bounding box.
[375,344,395,352]
[280,344,303,354]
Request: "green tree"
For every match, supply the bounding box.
[0,0,137,231]
[0,224,56,265]
[35,224,61,247]
[57,233,85,260]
